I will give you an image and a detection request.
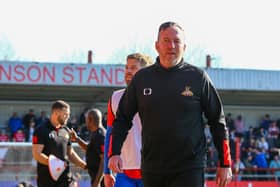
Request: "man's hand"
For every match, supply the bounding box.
[70,128,78,141]
[104,174,115,187]
[216,167,232,187]
[108,155,123,173]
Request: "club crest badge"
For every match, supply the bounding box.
[181,86,193,96]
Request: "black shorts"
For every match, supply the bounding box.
[37,176,73,187]
[142,168,205,187]
[37,171,74,187]
[88,169,105,187]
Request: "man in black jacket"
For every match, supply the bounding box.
[32,100,87,187]
[108,21,232,187]
[71,108,105,187]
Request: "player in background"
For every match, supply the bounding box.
[104,53,153,187]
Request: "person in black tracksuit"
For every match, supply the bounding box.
[71,108,105,187]
[108,22,232,187]
[32,100,87,187]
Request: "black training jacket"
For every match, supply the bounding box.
[111,58,231,173]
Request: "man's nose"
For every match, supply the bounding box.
[126,68,132,73]
[168,41,176,48]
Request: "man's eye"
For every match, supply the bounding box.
[164,39,170,42]
[175,40,181,44]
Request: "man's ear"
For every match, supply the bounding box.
[155,41,159,53]
[53,109,59,116]
[183,43,186,52]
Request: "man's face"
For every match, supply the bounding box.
[155,26,186,67]
[57,108,70,126]
[125,58,142,85]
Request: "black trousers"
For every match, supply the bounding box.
[142,168,204,187]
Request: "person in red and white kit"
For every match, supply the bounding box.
[103,53,153,187]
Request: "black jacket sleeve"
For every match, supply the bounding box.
[201,71,231,167]
[111,81,138,156]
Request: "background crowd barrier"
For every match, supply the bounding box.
[1,143,280,187]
